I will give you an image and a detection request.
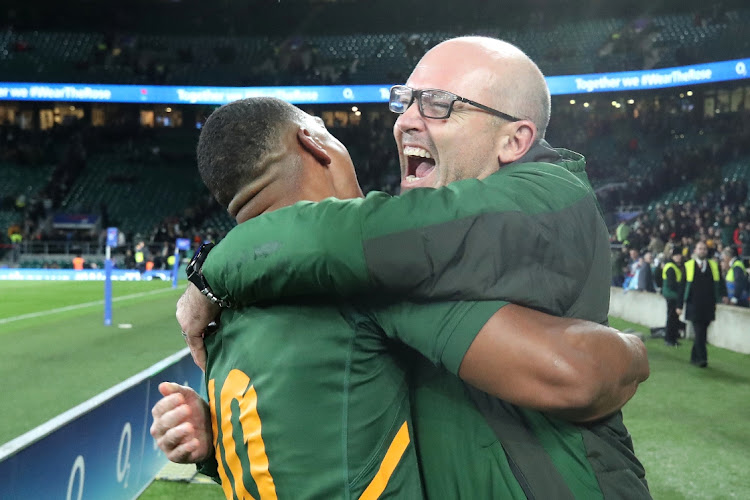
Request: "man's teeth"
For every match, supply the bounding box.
[406,175,419,182]
[403,146,432,159]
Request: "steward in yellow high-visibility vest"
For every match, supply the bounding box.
[134,241,147,271]
[684,258,721,305]
[722,247,749,306]
[661,261,683,301]
[683,242,721,367]
[661,250,684,346]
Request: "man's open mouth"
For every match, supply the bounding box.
[404,146,436,183]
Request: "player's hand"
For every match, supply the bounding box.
[676,308,682,315]
[150,382,213,464]
[177,284,220,371]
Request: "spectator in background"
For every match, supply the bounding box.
[636,251,656,292]
[739,222,750,260]
[722,247,749,307]
[616,219,631,243]
[72,254,85,270]
[124,249,136,269]
[662,248,684,347]
[623,247,640,289]
[134,241,147,272]
[683,242,721,367]
[612,244,630,287]
[733,221,745,257]
[720,215,735,248]
[647,233,664,256]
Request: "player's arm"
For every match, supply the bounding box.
[373,301,649,423]
[202,165,594,308]
[459,304,649,422]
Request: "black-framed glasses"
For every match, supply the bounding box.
[389,85,523,122]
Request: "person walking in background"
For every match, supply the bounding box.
[683,242,721,367]
[722,247,749,307]
[662,248,684,346]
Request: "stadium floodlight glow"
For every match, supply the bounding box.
[687,90,694,96]
[627,99,635,104]
[166,107,172,112]
[569,99,576,104]
[611,101,618,106]
[351,106,358,112]
[583,102,590,108]
[680,93,685,98]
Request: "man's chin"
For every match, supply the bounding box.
[400,169,437,192]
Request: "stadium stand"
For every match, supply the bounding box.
[0,1,748,283]
[1,8,750,85]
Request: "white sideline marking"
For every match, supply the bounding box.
[0,348,191,461]
[0,287,177,325]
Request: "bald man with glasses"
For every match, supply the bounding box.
[172,37,651,498]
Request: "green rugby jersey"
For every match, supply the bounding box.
[201,143,650,498]
[202,298,505,499]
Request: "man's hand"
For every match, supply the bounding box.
[150,382,213,464]
[177,284,220,371]
[676,308,682,315]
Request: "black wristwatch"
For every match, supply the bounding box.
[186,242,232,308]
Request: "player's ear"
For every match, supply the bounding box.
[297,127,331,166]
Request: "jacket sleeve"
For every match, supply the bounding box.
[202,166,596,310]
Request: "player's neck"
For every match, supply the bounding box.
[234,181,334,224]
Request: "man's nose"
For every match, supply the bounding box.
[394,100,425,133]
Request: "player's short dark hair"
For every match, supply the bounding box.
[197,97,303,208]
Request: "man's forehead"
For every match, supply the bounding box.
[407,63,495,99]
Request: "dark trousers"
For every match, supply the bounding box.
[665,299,680,344]
[690,321,710,364]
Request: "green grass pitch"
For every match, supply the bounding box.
[1,282,748,499]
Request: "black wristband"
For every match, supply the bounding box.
[186,242,231,308]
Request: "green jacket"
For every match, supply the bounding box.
[204,142,650,499]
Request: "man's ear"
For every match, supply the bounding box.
[297,128,331,166]
[498,120,537,164]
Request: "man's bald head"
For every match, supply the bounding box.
[418,37,551,138]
